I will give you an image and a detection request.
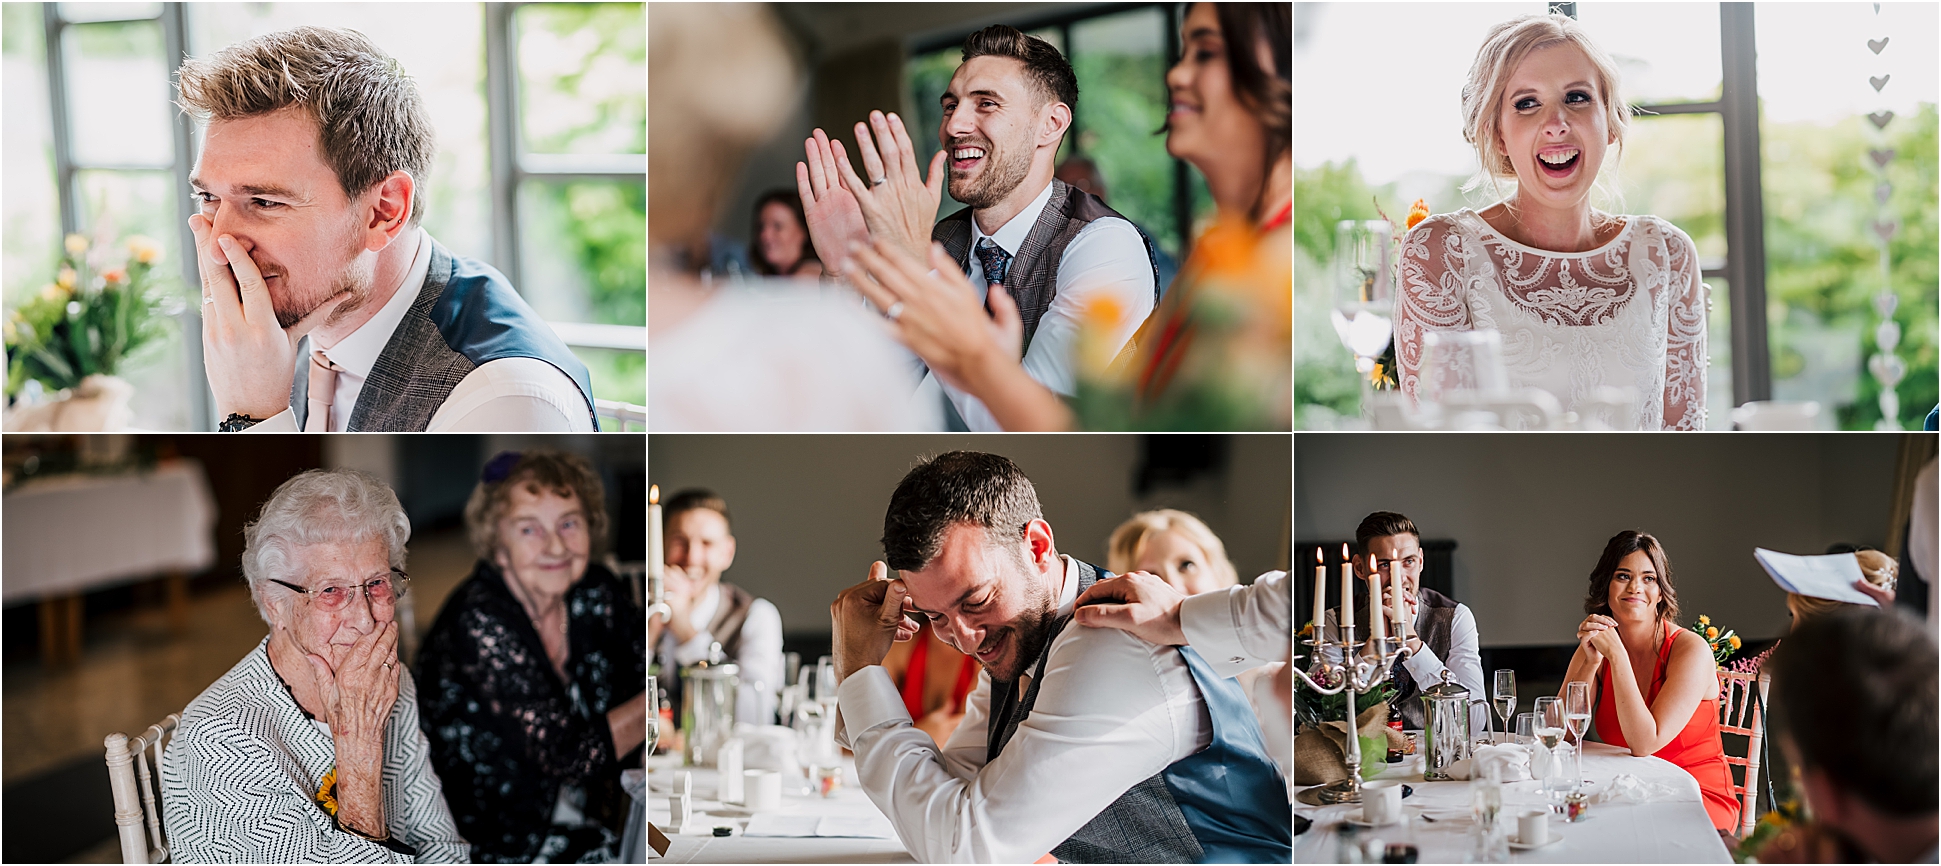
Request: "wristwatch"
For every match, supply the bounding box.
[219,413,262,432]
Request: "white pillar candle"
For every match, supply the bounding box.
[648,485,664,583]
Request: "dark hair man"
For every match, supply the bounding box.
[180,27,595,432]
[798,27,1160,431]
[1319,511,1484,729]
[1762,609,1937,863]
[828,451,1288,862]
[652,489,785,725]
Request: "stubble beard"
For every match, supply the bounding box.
[271,216,374,329]
[948,136,1034,211]
[985,568,1059,684]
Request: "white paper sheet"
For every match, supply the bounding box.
[743,812,898,839]
[1753,548,1878,605]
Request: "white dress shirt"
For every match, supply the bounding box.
[655,580,785,724]
[245,229,594,432]
[1180,571,1291,678]
[835,555,1212,863]
[917,181,1157,431]
[1320,598,1486,704]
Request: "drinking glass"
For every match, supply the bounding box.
[1491,670,1516,745]
[816,656,838,702]
[645,675,661,755]
[1470,760,1507,863]
[1534,696,1561,735]
[1514,712,1537,747]
[1565,682,1593,789]
[1332,219,1396,377]
[1419,329,1510,408]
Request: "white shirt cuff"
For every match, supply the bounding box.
[238,409,298,432]
[1181,587,1255,676]
[834,665,908,751]
[670,631,714,667]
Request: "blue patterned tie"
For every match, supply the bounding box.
[974,238,1013,286]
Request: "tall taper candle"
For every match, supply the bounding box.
[1340,544,1353,632]
[648,485,663,584]
[1390,557,1407,642]
[1369,554,1385,642]
[1313,547,1326,631]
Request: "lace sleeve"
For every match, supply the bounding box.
[1661,224,1708,431]
[1395,214,1475,402]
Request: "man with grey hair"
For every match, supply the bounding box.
[179,26,596,433]
[161,469,466,862]
[827,451,1290,862]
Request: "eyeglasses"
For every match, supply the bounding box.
[270,571,410,612]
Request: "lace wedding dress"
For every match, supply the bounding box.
[1395,208,1708,430]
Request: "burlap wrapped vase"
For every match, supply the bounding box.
[1292,700,1408,786]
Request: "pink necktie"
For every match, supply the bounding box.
[304,350,342,432]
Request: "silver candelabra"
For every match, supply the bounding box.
[1295,626,1410,805]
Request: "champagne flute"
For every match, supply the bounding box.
[1534,697,1566,811]
[1491,670,1516,745]
[1565,681,1593,790]
[645,675,661,755]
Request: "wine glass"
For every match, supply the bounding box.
[1534,697,1567,811]
[1565,682,1593,789]
[1331,219,1396,380]
[1514,712,1537,746]
[645,675,661,756]
[1491,670,1516,745]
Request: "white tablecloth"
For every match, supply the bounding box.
[649,754,915,864]
[2,461,217,605]
[1295,742,1732,864]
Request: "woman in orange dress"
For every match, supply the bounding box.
[1562,530,1739,835]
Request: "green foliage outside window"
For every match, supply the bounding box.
[1294,106,1940,430]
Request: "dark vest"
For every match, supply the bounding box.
[986,561,1293,863]
[291,240,596,431]
[932,179,1160,354]
[1392,588,1460,730]
[654,581,755,720]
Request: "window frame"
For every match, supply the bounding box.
[1560,0,1772,407]
[908,1,1200,258]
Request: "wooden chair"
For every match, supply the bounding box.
[105,714,179,864]
[1718,669,1770,837]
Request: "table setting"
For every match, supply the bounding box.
[1296,548,1732,863]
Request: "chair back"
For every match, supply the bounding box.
[105,713,179,864]
[596,398,646,432]
[1717,668,1769,837]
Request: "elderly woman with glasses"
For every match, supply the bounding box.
[161,469,467,863]
[415,451,647,863]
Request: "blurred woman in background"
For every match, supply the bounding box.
[416,451,645,862]
[1107,509,1238,596]
[751,189,822,277]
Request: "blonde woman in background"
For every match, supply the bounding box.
[1106,509,1238,596]
[1395,13,1707,430]
[1786,549,1899,624]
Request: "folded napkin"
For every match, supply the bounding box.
[1593,773,1683,804]
[1446,743,1531,782]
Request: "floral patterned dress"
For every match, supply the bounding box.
[416,561,646,863]
[1395,209,1708,430]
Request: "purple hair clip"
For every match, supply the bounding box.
[482,451,523,483]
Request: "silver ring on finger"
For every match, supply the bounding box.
[382,661,394,670]
[202,294,214,306]
[871,176,888,187]
[885,301,904,322]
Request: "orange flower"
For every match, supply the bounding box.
[1406,199,1430,231]
[102,268,127,285]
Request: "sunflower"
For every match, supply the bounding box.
[314,766,339,817]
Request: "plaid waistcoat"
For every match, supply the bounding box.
[291,240,595,431]
[933,179,1160,355]
[985,561,1294,864]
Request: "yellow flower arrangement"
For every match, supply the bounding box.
[56,268,76,290]
[1698,614,1710,626]
[1705,626,1719,639]
[64,233,89,256]
[126,235,163,266]
[314,766,339,817]
[1405,198,1431,231]
[1687,614,1739,666]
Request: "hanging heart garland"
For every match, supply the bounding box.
[1874,220,1898,241]
[1868,37,1889,54]
[1876,182,1893,206]
[1869,148,1896,169]
[1868,110,1895,130]
[1870,74,1891,92]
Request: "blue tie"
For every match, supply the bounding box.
[974,238,1013,286]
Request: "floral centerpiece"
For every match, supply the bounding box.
[1364,198,1429,391]
[6,233,177,400]
[1687,613,1743,666]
